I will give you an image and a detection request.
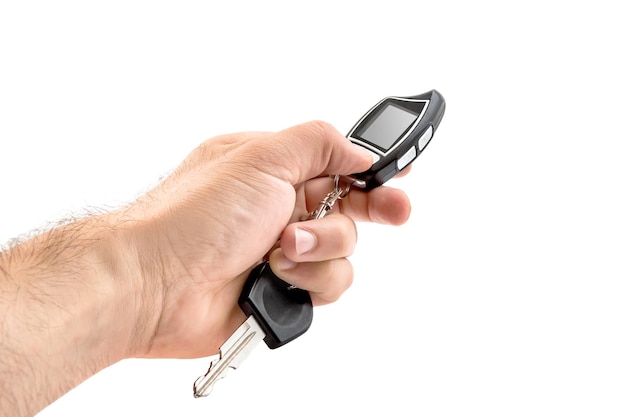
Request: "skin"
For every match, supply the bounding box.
[0,121,411,417]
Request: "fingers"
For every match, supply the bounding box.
[268,213,357,306]
[268,183,412,305]
[341,185,412,225]
[269,250,354,306]
[244,120,412,306]
[279,215,357,261]
[304,178,412,226]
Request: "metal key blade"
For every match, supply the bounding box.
[193,316,266,397]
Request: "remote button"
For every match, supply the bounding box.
[397,146,417,171]
[418,126,433,151]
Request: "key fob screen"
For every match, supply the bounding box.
[346,89,445,190]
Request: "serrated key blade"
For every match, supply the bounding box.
[193,357,222,397]
[193,316,266,397]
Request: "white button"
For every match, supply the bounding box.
[397,146,417,170]
[418,126,433,151]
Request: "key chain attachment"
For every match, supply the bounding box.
[308,175,352,220]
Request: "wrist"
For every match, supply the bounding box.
[0,211,163,414]
[1,211,164,357]
[91,210,166,358]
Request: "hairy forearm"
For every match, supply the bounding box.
[0,213,159,417]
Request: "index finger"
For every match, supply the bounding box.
[340,186,411,225]
[303,177,411,226]
[303,175,412,226]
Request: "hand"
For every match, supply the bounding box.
[0,121,411,416]
[124,121,412,358]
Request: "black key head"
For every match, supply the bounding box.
[239,262,313,349]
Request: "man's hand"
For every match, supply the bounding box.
[126,121,411,358]
[0,121,411,416]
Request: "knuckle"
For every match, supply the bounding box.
[291,120,340,149]
[322,260,353,303]
[334,216,357,256]
[303,120,335,138]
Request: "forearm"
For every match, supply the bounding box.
[0,212,159,417]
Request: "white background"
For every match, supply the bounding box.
[1,1,625,416]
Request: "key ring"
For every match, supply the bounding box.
[307,175,354,220]
[334,174,351,198]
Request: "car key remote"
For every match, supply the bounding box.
[192,90,445,397]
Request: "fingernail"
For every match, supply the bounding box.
[295,227,316,255]
[352,143,375,164]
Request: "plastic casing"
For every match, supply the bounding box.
[347,89,446,190]
[239,262,313,349]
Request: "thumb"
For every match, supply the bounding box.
[252,120,374,185]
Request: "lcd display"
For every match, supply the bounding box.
[355,103,418,151]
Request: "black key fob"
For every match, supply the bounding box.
[239,262,313,349]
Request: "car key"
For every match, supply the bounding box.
[192,90,446,397]
[192,179,347,397]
